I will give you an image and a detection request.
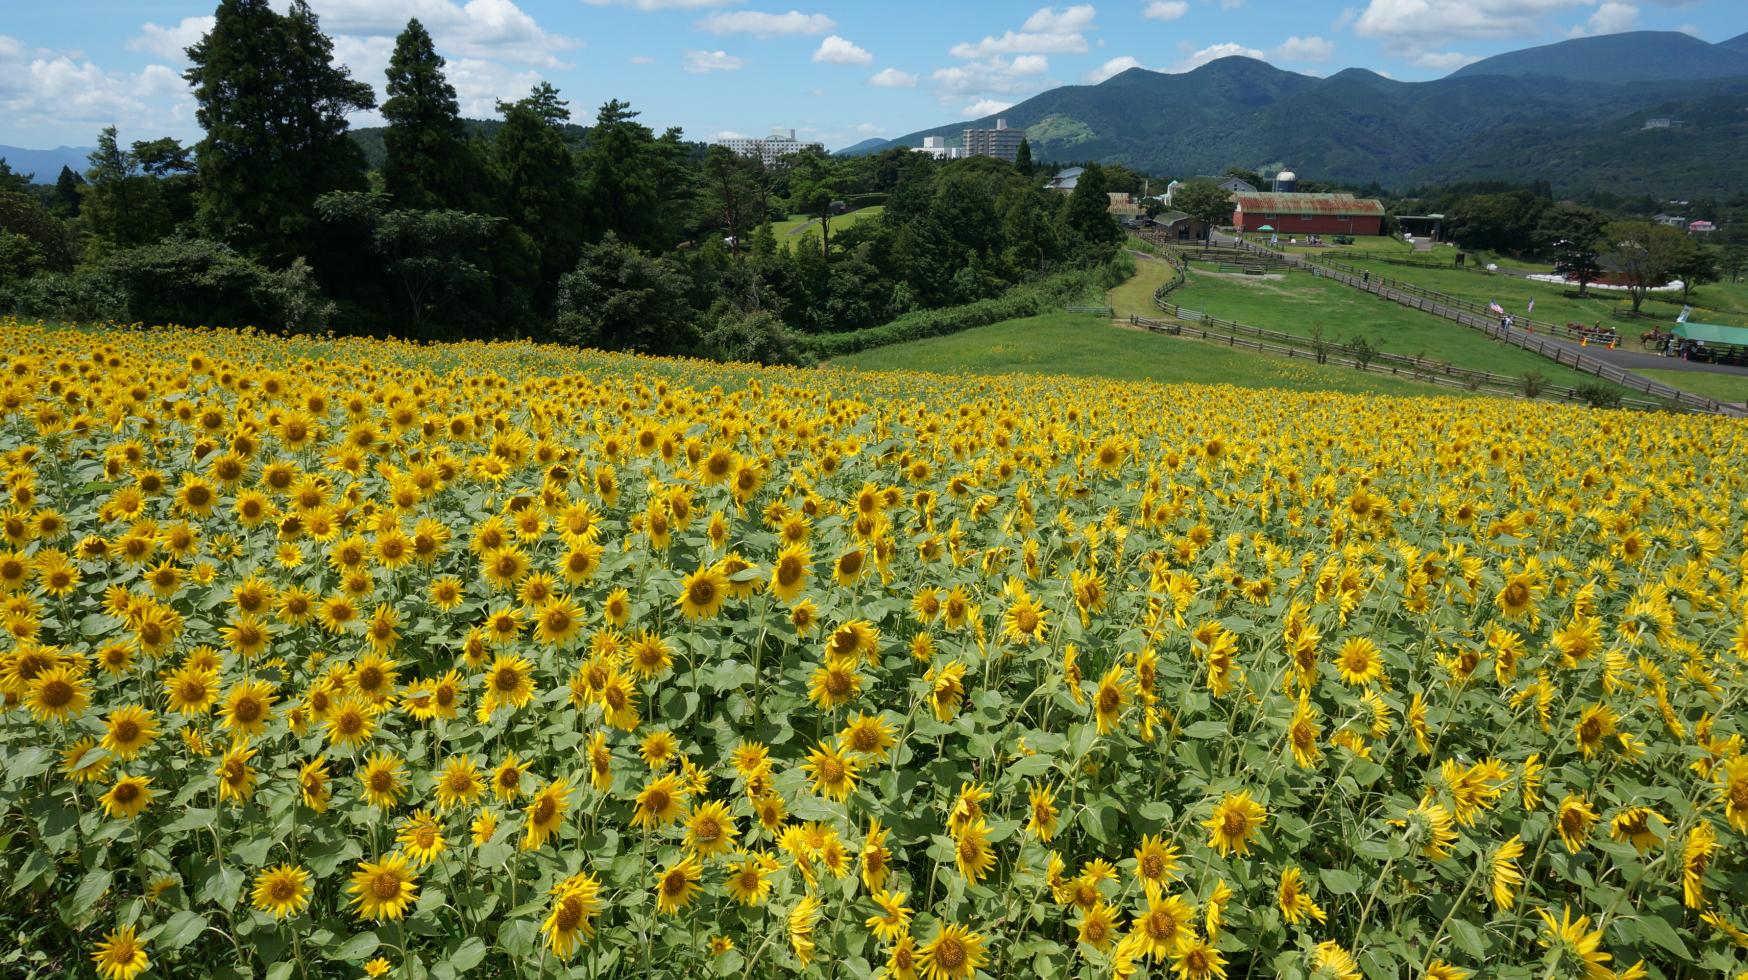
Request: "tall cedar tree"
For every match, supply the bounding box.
[1064,162,1121,257]
[581,100,669,251]
[382,20,481,211]
[53,167,84,216]
[494,84,585,314]
[1014,139,1033,176]
[185,0,375,264]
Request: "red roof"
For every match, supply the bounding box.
[1231,192,1386,217]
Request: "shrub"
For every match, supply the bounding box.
[704,309,813,367]
[798,261,1115,359]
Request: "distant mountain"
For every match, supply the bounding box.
[0,145,95,183]
[859,31,1748,197]
[1719,31,1748,55]
[835,138,889,157]
[1449,31,1748,84]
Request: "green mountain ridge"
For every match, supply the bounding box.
[1451,30,1748,84]
[858,32,1748,197]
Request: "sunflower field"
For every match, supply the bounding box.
[2,317,1747,980]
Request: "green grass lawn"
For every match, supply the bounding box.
[832,312,1475,399]
[1636,369,1748,406]
[1108,254,1178,319]
[771,206,884,240]
[1331,256,1748,329]
[1238,233,1412,254]
[1165,266,1613,391]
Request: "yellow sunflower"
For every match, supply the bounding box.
[348,853,419,921]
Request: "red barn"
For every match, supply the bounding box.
[1230,192,1385,236]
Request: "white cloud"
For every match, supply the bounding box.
[1272,35,1335,62]
[1413,50,1480,69]
[582,0,734,8]
[1675,23,1701,37]
[1143,1,1189,21]
[869,67,919,87]
[949,30,1091,57]
[683,49,744,73]
[813,35,872,65]
[715,129,746,139]
[853,122,883,135]
[962,98,1014,117]
[446,56,542,116]
[1569,2,1638,36]
[697,10,836,37]
[1084,55,1145,82]
[1171,42,1264,72]
[1022,4,1097,33]
[306,0,577,68]
[629,54,655,64]
[1354,0,1590,49]
[127,16,214,62]
[0,37,192,144]
[948,5,1096,58]
[932,56,1055,98]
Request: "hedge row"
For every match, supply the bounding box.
[803,255,1131,359]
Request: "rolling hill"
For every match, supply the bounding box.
[858,31,1748,197]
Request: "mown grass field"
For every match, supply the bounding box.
[771,206,885,241]
[1153,262,1618,394]
[835,311,1466,399]
[1332,256,1748,329]
[1636,368,1748,406]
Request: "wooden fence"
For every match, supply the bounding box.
[1220,238,1736,415]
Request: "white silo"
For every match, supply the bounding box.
[1273,169,1297,193]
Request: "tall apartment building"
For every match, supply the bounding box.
[715,128,825,166]
[962,118,1024,163]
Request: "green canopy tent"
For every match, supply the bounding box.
[1672,321,1748,364]
[1672,322,1748,346]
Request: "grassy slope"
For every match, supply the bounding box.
[1636,369,1748,405]
[1335,256,1748,328]
[772,206,885,240]
[1166,265,1611,390]
[833,311,1468,398]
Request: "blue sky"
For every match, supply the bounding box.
[1,0,1742,151]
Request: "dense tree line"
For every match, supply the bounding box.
[0,0,1120,364]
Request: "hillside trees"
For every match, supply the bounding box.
[493,84,585,316]
[554,234,696,354]
[381,19,484,211]
[185,0,375,264]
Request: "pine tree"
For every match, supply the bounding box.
[81,127,170,251]
[185,0,375,263]
[1064,162,1121,258]
[1014,139,1033,176]
[381,19,481,210]
[493,83,585,313]
[53,166,84,216]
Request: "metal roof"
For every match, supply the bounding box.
[1231,192,1386,216]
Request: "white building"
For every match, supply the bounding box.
[911,136,965,160]
[715,128,825,166]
